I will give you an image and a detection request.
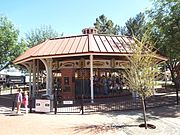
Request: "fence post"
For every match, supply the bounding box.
[54,88,57,114]
[81,98,84,115]
[12,100,15,111]
[11,85,13,95]
[29,97,33,113]
[12,94,16,111]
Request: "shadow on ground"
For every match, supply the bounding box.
[147,105,180,118]
[72,124,138,134]
[103,103,180,119]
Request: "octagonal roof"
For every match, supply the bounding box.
[13,34,166,64]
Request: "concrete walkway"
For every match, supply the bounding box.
[0,105,179,135]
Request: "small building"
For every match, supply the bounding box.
[0,67,26,88]
[13,28,166,102]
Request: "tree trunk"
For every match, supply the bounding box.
[170,69,175,83]
[142,98,147,129]
[168,64,179,105]
[175,88,179,105]
[175,77,179,105]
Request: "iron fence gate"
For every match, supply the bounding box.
[54,93,177,114]
[56,99,82,113]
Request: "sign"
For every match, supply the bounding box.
[63,100,73,104]
[6,75,25,84]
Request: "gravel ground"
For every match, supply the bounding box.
[0,105,180,135]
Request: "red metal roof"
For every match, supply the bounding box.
[13,34,139,64]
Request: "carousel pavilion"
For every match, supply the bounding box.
[13,28,166,103]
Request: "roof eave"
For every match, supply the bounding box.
[13,52,133,65]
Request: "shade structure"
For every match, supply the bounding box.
[14,33,167,64]
[13,32,168,105]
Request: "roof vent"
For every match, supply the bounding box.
[82,27,98,34]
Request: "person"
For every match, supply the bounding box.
[23,91,29,114]
[16,89,22,114]
[102,75,108,95]
[93,75,99,95]
[107,75,112,93]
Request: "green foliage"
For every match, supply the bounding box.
[0,16,26,71]
[122,34,162,129]
[94,14,120,35]
[147,0,180,81]
[120,12,147,40]
[123,36,160,99]
[26,25,59,47]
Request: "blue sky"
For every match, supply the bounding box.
[0,0,152,38]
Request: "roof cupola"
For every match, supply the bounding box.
[82,27,98,34]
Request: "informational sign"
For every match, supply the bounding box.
[35,99,50,112]
[6,75,25,84]
[63,100,73,104]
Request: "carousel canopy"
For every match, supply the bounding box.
[13,32,167,64]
